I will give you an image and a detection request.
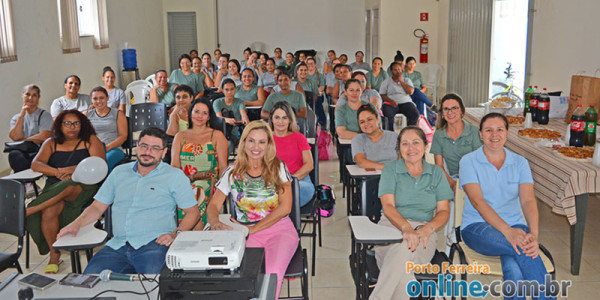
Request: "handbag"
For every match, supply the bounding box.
[3,141,40,153]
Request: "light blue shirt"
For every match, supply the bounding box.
[459,147,533,229]
[94,161,197,250]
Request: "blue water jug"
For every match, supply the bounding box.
[122,49,137,70]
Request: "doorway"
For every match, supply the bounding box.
[167,12,198,72]
[489,0,530,99]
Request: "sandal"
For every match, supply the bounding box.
[44,259,63,274]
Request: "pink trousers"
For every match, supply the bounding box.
[246,216,299,299]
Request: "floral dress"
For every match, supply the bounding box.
[178,131,219,224]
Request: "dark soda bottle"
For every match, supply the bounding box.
[523,86,533,115]
[537,88,550,124]
[530,86,540,123]
[584,104,598,146]
[570,104,585,147]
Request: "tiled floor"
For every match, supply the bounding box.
[1,151,599,299]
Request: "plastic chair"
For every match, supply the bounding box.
[127,103,168,159]
[0,179,25,273]
[304,91,315,111]
[124,80,153,116]
[145,74,157,87]
[421,64,443,103]
[448,179,556,300]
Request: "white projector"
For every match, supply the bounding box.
[165,230,246,271]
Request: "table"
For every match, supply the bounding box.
[348,216,403,300]
[0,272,276,300]
[0,273,159,299]
[465,107,600,275]
[346,165,382,216]
[53,224,108,273]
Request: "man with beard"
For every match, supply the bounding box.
[58,127,199,274]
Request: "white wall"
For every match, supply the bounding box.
[215,0,365,67]
[0,0,165,171]
[161,0,217,70]
[379,0,449,95]
[529,0,600,94]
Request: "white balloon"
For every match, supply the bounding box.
[72,156,108,185]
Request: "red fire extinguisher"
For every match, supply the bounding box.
[414,29,428,63]
[420,35,429,63]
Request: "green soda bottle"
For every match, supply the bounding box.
[523,86,533,115]
[584,104,598,146]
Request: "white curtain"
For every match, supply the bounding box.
[0,0,17,62]
[91,0,109,49]
[58,0,80,53]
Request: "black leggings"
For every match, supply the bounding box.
[381,102,420,130]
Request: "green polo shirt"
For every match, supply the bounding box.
[296,79,319,94]
[378,159,453,222]
[235,85,259,101]
[307,72,326,88]
[213,97,246,121]
[262,91,306,114]
[334,101,377,133]
[429,121,482,177]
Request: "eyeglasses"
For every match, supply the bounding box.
[62,121,81,127]
[442,106,461,113]
[138,143,165,153]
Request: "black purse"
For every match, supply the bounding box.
[3,141,40,153]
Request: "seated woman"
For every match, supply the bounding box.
[9,84,53,173]
[214,79,250,126]
[336,72,382,110]
[169,54,204,99]
[366,57,388,92]
[404,56,433,115]
[219,59,242,89]
[459,113,552,300]
[26,109,105,273]
[380,62,419,128]
[257,52,269,76]
[323,49,336,75]
[272,66,304,94]
[236,69,265,121]
[373,126,452,299]
[295,63,319,96]
[258,58,277,95]
[352,105,398,170]
[261,70,307,120]
[214,55,230,88]
[101,67,126,112]
[86,87,127,172]
[171,98,228,229]
[206,121,298,299]
[335,79,377,140]
[50,75,92,118]
[201,52,217,87]
[149,69,178,109]
[166,85,194,136]
[430,93,481,191]
[269,102,315,207]
[192,56,215,89]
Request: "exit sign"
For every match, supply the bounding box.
[420,13,428,22]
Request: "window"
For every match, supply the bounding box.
[57,0,108,53]
[76,0,95,36]
[0,0,17,63]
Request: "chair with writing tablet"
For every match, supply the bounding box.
[349,202,452,299]
[448,179,556,300]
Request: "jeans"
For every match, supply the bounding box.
[461,222,554,300]
[410,89,433,115]
[84,239,168,274]
[381,102,420,130]
[8,150,36,173]
[299,175,315,207]
[315,94,327,127]
[106,148,125,173]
